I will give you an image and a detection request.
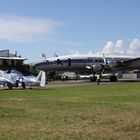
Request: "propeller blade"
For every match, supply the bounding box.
[103,53,107,65]
[101,67,105,75]
[101,53,108,74]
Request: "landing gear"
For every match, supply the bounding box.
[89,74,117,82]
[7,83,12,89]
[110,76,117,82]
[15,80,19,87]
[90,76,97,82]
[22,82,26,89]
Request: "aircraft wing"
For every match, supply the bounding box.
[0,77,13,85]
[117,57,140,70]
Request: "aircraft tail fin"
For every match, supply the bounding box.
[37,71,46,87]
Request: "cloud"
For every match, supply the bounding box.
[0,16,62,42]
[101,38,140,56]
[67,48,80,55]
[67,38,140,57]
[102,40,126,55]
[127,38,140,56]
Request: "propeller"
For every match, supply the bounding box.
[101,53,108,74]
[86,54,109,74]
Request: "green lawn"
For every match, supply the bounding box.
[0,83,140,140]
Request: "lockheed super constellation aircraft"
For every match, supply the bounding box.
[34,54,140,82]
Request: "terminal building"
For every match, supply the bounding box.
[0,50,27,70]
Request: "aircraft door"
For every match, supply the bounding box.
[68,58,71,66]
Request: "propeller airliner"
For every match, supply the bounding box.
[34,54,140,82]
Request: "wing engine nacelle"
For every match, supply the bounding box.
[92,63,103,72]
[107,60,118,68]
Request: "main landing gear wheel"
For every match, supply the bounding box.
[90,76,97,82]
[110,76,117,82]
[7,83,12,89]
[22,82,26,89]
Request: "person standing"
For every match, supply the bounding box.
[96,74,100,85]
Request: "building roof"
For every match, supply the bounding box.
[0,50,27,61]
[0,56,27,60]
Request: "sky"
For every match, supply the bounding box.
[0,0,140,62]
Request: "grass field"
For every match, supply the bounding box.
[0,82,140,140]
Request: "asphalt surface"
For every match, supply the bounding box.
[45,79,140,88]
[0,79,140,90]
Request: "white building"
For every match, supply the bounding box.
[0,50,27,70]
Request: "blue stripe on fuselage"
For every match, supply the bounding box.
[35,59,95,67]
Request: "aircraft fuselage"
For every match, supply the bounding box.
[35,55,133,74]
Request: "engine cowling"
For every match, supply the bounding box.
[107,60,118,68]
[92,63,103,72]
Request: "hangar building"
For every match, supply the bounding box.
[0,50,27,70]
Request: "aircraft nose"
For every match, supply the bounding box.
[34,62,44,70]
[32,65,35,69]
[34,63,40,70]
